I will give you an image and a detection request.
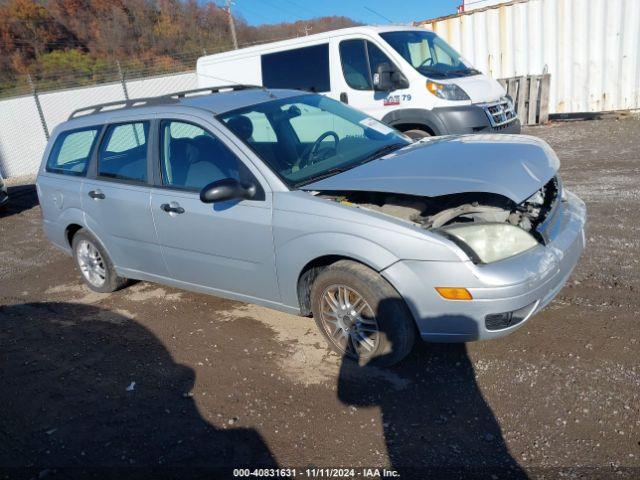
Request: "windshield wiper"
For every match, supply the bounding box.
[295,167,348,187]
[295,143,406,188]
[358,143,407,165]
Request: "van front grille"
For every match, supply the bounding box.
[479,97,517,127]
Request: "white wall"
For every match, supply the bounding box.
[0,95,48,178]
[0,71,197,178]
[418,0,640,114]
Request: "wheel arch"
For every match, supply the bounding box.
[296,255,376,316]
[65,223,83,247]
[278,232,399,315]
[381,108,445,136]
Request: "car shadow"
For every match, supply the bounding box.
[0,184,39,218]
[336,298,528,479]
[0,302,278,478]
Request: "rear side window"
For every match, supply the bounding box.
[46,127,100,176]
[98,122,149,183]
[261,44,330,92]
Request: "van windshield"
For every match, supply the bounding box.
[218,94,410,188]
[380,30,480,79]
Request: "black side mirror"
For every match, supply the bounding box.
[200,178,257,203]
[373,63,396,91]
[373,63,408,91]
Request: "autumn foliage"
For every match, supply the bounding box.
[0,0,358,94]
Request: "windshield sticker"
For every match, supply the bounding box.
[359,118,396,135]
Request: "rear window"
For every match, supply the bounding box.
[46,126,100,176]
[261,44,330,93]
[98,122,149,183]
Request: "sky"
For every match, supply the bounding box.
[224,0,461,26]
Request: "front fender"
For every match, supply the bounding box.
[275,232,399,310]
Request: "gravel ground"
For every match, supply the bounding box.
[0,118,639,479]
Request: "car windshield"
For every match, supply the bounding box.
[380,30,480,79]
[218,94,410,188]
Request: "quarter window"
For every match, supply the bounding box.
[46,127,100,176]
[98,122,149,183]
[160,120,255,192]
[261,44,330,93]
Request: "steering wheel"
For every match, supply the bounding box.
[296,131,339,169]
[418,57,434,68]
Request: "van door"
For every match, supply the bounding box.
[150,119,279,304]
[335,38,410,121]
[81,120,167,277]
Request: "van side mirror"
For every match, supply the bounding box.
[373,63,407,91]
[200,178,256,203]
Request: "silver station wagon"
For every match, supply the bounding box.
[37,86,586,366]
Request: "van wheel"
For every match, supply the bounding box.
[310,260,415,367]
[404,129,432,141]
[72,229,128,293]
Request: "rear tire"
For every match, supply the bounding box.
[404,129,432,141]
[72,229,128,293]
[310,260,415,367]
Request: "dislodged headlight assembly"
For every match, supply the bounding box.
[441,223,539,264]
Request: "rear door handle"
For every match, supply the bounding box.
[88,190,105,200]
[160,203,185,214]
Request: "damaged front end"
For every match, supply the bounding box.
[316,176,561,264]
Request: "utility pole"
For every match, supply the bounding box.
[226,0,238,49]
[302,24,312,36]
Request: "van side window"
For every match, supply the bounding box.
[160,120,258,193]
[98,122,149,183]
[261,44,330,92]
[339,40,372,90]
[339,40,397,91]
[366,42,395,78]
[46,127,100,176]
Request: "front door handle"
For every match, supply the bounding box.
[160,203,185,214]
[88,190,105,200]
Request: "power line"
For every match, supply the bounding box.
[363,6,393,23]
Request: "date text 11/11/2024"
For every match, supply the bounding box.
[233,468,400,478]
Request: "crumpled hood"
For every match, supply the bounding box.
[302,135,560,204]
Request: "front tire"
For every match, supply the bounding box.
[72,229,128,293]
[310,260,416,367]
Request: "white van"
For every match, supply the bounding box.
[196,25,520,138]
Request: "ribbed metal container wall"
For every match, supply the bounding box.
[416,0,640,114]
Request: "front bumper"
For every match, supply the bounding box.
[433,104,521,135]
[382,190,586,342]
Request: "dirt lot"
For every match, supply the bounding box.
[1,118,639,479]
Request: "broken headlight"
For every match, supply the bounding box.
[441,223,539,263]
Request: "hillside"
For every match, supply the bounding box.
[0,0,359,94]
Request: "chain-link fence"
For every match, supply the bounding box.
[0,61,204,178]
[0,41,286,178]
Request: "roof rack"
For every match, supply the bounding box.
[68,85,261,120]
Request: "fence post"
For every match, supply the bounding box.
[116,60,130,100]
[27,74,49,141]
